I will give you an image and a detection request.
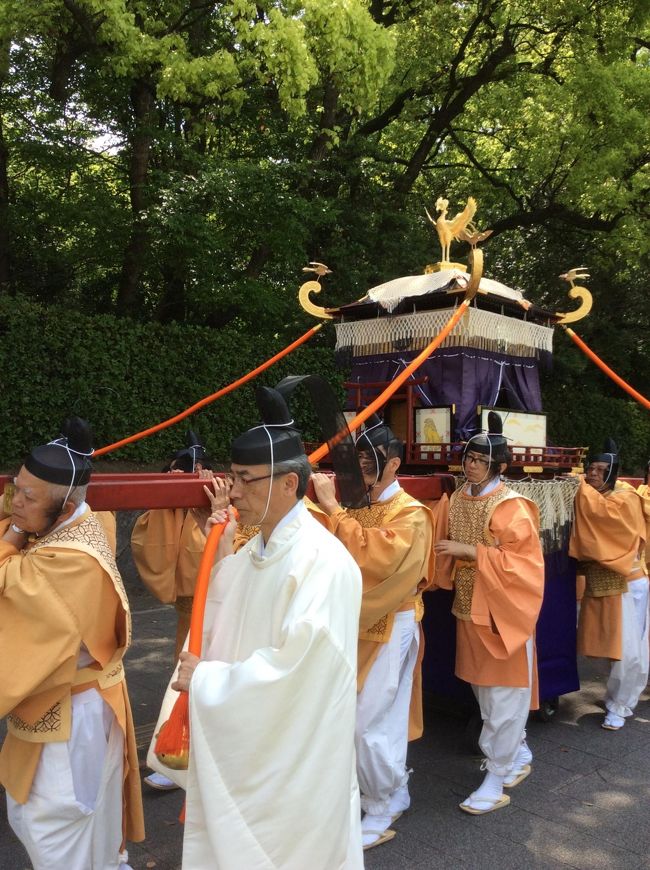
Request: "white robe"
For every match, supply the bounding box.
[152,502,363,870]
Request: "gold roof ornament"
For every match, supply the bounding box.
[425,195,478,269]
[555,267,593,324]
[302,261,332,278]
[457,222,493,249]
[298,262,335,320]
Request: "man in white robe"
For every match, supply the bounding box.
[154,387,364,870]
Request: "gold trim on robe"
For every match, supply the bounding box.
[570,479,647,660]
[0,512,144,842]
[435,485,545,704]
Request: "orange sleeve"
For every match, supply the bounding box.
[569,479,645,575]
[330,501,434,630]
[431,493,454,590]
[131,509,185,603]
[471,497,545,659]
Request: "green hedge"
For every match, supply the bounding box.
[0,295,345,469]
[1,295,647,475]
[543,386,650,477]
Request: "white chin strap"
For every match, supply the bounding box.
[353,420,384,491]
[47,438,93,506]
[602,453,615,484]
[245,420,295,525]
[463,434,493,487]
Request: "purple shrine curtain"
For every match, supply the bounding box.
[345,347,543,438]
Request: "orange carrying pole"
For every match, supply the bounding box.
[94,325,322,457]
[308,299,472,463]
[564,327,650,411]
[153,515,233,767]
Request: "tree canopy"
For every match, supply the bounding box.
[0,0,648,464]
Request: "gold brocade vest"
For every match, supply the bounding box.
[344,490,425,642]
[234,523,260,550]
[578,561,627,597]
[448,486,511,621]
[7,512,130,744]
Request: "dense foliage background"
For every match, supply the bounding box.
[0,1,648,469]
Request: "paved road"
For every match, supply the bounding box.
[2,514,649,869]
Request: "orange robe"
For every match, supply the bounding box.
[131,508,204,603]
[132,508,205,660]
[636,484,650,573]
[328,488,435,740]
[435,485,545,699]
[0,511,144,843]
[570,479,647,659]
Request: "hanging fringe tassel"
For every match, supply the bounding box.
[336,308,553,359]
[505,477,580,553]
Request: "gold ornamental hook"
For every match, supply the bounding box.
[298,279,335,320]
[298,262,335,320]
[555,267,593,324]
[464,248,483,301]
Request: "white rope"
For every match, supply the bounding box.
[47,437,93,506]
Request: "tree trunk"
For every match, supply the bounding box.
[0,109,10,291]
[156,252,187,323]
[116,79,155,315]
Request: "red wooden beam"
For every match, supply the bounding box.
[1,472,456,513]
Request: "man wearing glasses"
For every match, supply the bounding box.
[158,387,364,870]
[570,439,649,730]
[434,412,544,815]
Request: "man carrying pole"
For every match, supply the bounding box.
[159,387,364,869]
[570,439,649,730]
[312,415,434,850]
[0,418,144,870]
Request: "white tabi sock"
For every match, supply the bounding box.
[473,770,506,800]
[461,769,506,811]
[513,739,533,769]
[503,741,533,787]
[388,784,411,816]
[361,812,393,847]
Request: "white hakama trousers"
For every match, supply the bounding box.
[356,610,419,814]
[473,636,534,776]
[7,688,125,870]
[606,576,649,718]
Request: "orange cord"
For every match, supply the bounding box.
[564,327,650,411]
[93,325,322,457]
[188,511,237,655]
[153,510,237,764]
